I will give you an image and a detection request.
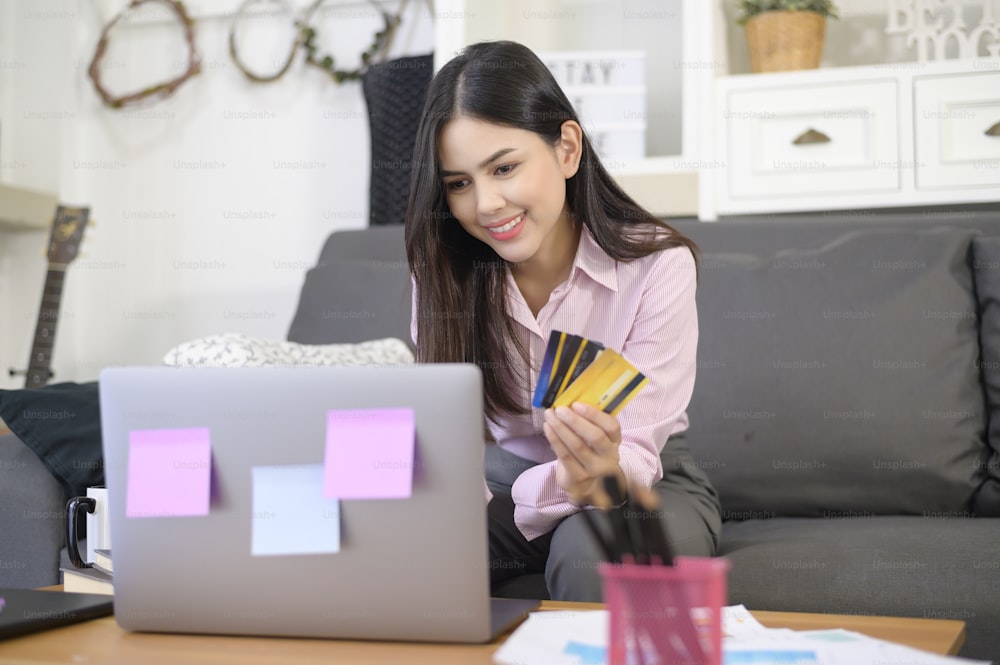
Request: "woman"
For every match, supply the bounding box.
[404,40,720,601]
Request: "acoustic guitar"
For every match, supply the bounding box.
[10,205,90,389]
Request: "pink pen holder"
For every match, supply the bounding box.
[600,556,730,665]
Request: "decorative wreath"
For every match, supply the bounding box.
[228,0,407,85]
[88,0,201,109]
[301,0,405,84]
[228,0,313,83]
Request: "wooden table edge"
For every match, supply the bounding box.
[25,592,966,658]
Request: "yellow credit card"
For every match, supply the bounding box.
[551,349,648,416]
[550,349,617,409]
[602,371,649,416]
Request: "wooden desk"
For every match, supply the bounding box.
[0,599,966,664]
[751,608,965,655]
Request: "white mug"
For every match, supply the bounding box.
[66,486,111,568]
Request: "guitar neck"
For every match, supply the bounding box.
[25,266,67,390]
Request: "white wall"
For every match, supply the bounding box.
[4,0,985,388]
[0,0,433,388]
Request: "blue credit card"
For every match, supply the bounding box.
[532,330,564,408]
[533,331,608,409]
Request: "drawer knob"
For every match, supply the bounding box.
[792,128,831,145]
[986,121,1000,137]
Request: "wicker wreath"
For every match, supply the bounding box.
[228,0,406,85]
[88,0,201,109]
[300,0,405,84]
[228,0,315,83]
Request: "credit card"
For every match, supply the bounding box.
[566,339,604,387]
[553,349,647,416]
[532,330,566,409]
[542,333,584,408]
[551,349,618,409]
[602,371,649,416]
[536,330,648,415]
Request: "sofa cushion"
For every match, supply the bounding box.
[969,236,1000,516]
[684,226,989,517]
[719,516,1000,660]
[163,334,414,368]
[0,432,68,588]
[0,382,102,498]
[286,226,412,345]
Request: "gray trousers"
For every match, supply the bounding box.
[485,433,722,602]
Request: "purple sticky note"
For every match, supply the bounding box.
[323,408,415,499]
[126,427,212,518]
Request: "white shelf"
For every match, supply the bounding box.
[0,184,57,231]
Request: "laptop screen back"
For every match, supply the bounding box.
[99,364,493,642]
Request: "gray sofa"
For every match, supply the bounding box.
[2,210,998,659]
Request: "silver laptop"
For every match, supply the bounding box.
[99,364,538,643]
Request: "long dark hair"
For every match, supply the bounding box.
[404,40,698,425]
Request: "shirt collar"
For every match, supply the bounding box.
[572,223,618,292]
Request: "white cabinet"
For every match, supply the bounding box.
[725,80,899,200]
[914,71,1000,190]
[716,60,1000,216]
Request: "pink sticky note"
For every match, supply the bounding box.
[323,408,415,499]
[126,427,212,518]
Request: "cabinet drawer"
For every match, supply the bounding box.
[725,80,900,199]
[914,72,1000,189]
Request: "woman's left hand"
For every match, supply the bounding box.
[543,402,626,505]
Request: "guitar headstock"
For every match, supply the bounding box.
[48,205,91,266]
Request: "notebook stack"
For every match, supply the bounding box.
[61,549,113,595]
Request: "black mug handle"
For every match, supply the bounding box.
[66,496,96,568]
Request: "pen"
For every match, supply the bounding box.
[602,475,642,563]
[623,500,651,565]
[578,506,620,564]
[630,484,676,566]
[588,479,624,563]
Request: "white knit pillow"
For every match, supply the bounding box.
[162,333,414,368]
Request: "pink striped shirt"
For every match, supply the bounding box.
[411,224,698,540]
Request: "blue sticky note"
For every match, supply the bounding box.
[563,641,607,665]
[251,464,340,556]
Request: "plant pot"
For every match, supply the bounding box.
[745,10,826,73]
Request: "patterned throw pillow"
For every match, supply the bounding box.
[162,333,414,368]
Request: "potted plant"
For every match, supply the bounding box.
[736,0,839,73]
